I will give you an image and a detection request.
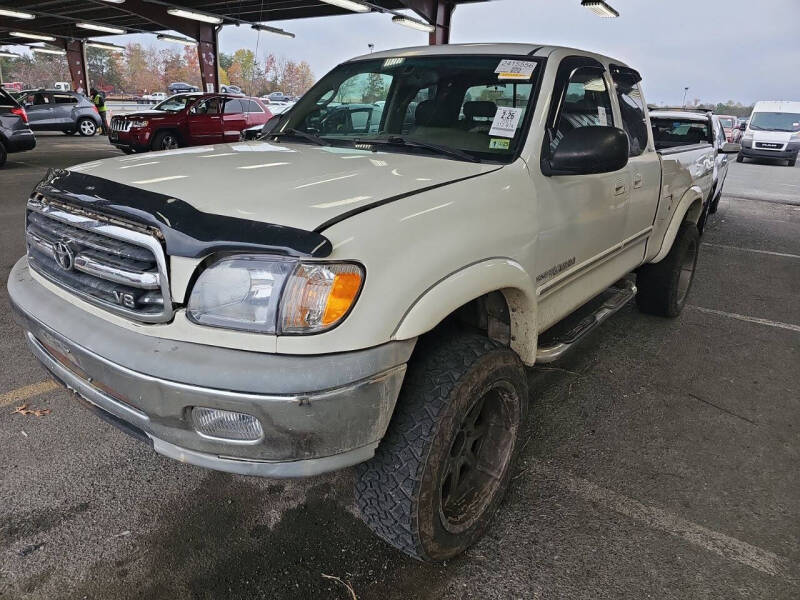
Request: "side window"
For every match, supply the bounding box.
[246,100,263,113]
[224,99,243,114]
[613,82,648,156]
[53,94,78,104]
[192,97,222,115]
[550,66,614,153]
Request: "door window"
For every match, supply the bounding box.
[550,67,614,153]
[613,82,648,156]
[191,97,222,115]
[53,94,78,104]
[223,99,243,114]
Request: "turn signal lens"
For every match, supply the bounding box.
[280,263,364,333]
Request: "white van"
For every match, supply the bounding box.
[738,100,800,166]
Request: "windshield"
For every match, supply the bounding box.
[274,55,542,162]
[749,111,800,132]
[153,95,195,112]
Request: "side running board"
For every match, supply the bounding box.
[536,279,637,364]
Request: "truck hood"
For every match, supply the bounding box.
[750,130,794,143]
[68,140,500,232]
[115,110,173,120]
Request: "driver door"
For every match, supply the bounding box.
[188,96,224,144]
[534,56,631,330]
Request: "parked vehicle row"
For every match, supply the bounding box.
[8,43,743,561]
[107,92,272,153]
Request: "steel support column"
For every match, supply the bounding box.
[195,24,220,93]
[429,1,454,45]
[63,39,89,94]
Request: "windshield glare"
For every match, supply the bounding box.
[276,56,541,162]
[154,95,195,112]
[750,111,800,132]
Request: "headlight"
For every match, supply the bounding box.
[129,120,149,128]
[187,255,364,334]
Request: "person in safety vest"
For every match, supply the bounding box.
[90,88,108,135]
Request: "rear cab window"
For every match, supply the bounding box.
[651,117,712,149]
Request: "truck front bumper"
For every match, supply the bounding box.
[8,258,413,478]
[739,141,799,160]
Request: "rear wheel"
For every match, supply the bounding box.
[151,131,180,151]
[77,118,97,137]
[0,141,7,168]
[355,333,528,562]
[636,221,699,317]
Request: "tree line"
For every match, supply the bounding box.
[0,43,315,98]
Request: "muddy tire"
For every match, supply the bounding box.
[355,333,528,562]
[636,221,699,317]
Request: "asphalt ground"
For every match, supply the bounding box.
[0,135,798,599]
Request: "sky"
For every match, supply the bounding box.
[6,0,799,105]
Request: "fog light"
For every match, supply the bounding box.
[191,407,264,442]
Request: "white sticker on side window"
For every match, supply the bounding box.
[598,106,608,126]
[489,107,524,138]
[495,59,537,80]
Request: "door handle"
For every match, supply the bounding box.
[633,174,643,189]
[614,183,626,196]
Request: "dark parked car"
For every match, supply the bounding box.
[18,90,101,136]
[0,88,36,167]
[108,93,273,153]
[168,82,200,94]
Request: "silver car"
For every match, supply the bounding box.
[18,89,101,136]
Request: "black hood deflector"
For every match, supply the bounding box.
[35,169,333,258]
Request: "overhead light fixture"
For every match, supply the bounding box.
[581,0,619,18]
[86,41,126,52]
[0,50,21,58]
[157,33,197,45]
[166,8,223,24]
[32,46,66,55]
[77,22,126,34]
[319,0,370,13]
[10,31,56,41]
[251,24,295,38]
[0,8,36,19]
[391,15,434,32]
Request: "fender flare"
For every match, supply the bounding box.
[391,258,539,365]
[651,186,703,263]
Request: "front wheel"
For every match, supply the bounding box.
[736,153,744,163]
[788,157,797,167]
[355,334,528,562]
[636,221,700,317]
[77,118,97,136]
[151,130,180,151]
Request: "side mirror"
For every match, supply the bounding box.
[544,126,629,176]
[738,123,747,131]
[720,142,741,154]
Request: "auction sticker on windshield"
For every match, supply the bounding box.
[490,107,524,138]
[495,59,537,80]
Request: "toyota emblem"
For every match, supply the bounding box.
[54,241,75,271]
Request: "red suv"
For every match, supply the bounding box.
[109,93,272,153]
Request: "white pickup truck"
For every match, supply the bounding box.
[8,43,740,561]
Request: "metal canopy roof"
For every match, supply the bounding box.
[0,0,488,47]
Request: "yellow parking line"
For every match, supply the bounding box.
[0,380,61,408]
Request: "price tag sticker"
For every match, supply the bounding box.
[495,59,537,80]
[489,106,524,138]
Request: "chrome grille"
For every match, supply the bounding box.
[754,142,784,150]
[25,195,173,323]
[110,117,132,132]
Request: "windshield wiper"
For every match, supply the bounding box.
[354,136,481,163]
[271,128,329,146]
